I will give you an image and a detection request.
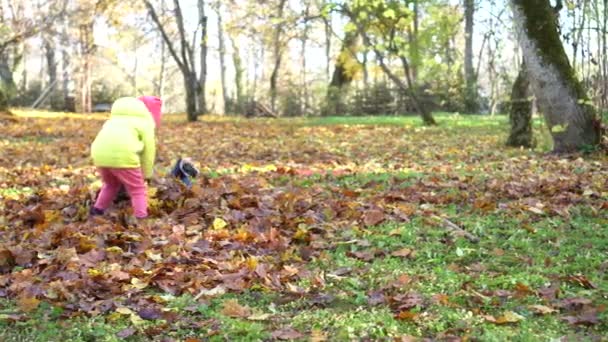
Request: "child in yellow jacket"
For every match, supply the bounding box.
[90,96,162,219]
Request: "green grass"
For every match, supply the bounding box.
[2,205,605,341]
[0,114,605,341]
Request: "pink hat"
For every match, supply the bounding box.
[138,96,163,127]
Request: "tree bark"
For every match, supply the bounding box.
[79,23,93,113]
[506,64,534,147]
[270,0,287,113]
[323,29,357,116]
[0,58,15,112]
[230,35,244,112]
[215,0,228,115]
[43,36,60,110]
[409,0,420,82]
[464,0,478,113]
[511,0,600,152]
[198,0,207,114]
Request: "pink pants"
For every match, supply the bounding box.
[94,168,148,218]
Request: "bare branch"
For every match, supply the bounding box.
[143,0,186,72]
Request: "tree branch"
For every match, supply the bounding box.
[143,0,186,72]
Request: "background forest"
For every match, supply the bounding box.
[1,0,606,120]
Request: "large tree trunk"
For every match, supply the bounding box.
[215,0,228,115]
[506,64,534,147]
[511,0,600,152]
[464,0,478,113]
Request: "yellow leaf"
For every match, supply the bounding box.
[131,277,149,290]
[17,296,40,312]
[145,250,163,262]
[212,217,227,230]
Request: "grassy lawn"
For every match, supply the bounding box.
[0,111,606,341]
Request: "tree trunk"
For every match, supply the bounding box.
[79,23,93,113]
[185,72,198,121]
[323,29,357,116]
[43,36,60,110]
[61,15,70,111]
[507,64,534,147]
[230,36,244,113]
[198,0,208,115]
[0,58,15,112]
[464,0,478,113]
[409,0,420,82]
[511,0,600,152]
[215,0,228,115]
[324,17,332,82]
[270,0,287,113]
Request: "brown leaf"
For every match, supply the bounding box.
[391,248,414,258]
[514,282,534,297]
[563,274,597,289]
[362,209,385,226]
[271,327,304,340]
[556,297,592,311]
[17,296,40,313]
[220,299,251,318]
[138,307,163,320]
[484,311,524,324]
[529,305,557,315]
[392,292,424,310]
[116,327,137,338]
[346,251,375,262]
[395,310,419,321]
[562,310,600,326]
[367,290,386,306]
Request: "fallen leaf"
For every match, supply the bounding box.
[391,248,414,258]
[362,209,385,226]
[116,327,136,338]
[562,310,600,326]
[271,327,304,340]
[529,305,557,315]
[220,299,251,318]
[395,310,419,321]
[484,311,524,324]
[17,296,40,312]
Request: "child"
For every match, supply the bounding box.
[89,96,162,220]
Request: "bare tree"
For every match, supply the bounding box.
[144,0,206,121]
